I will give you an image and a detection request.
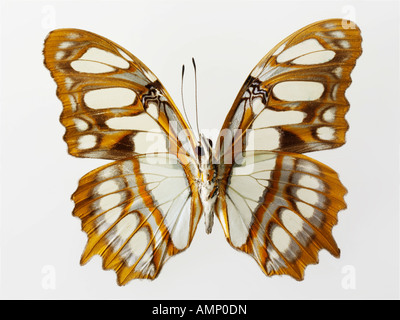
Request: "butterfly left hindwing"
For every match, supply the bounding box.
[73,153,201,285]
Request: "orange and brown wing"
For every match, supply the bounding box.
[215,151,346,280]
[44,29,201,285]
[73,153,201,285]
[215,19,361,280]
[44,28,197,160]
[216,19,362,163]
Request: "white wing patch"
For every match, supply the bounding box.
[272,81,324,101]
[276,38,325,63]
[71,60,116,73]
[223,153,278,247]
[316,126,336,141]
[252,109,306,128]
[105,114,162,132]
[133,132,169,153]
[80,47,130,69]
[133,155,196,250]
[84,87,137,109]
[77,134,97,150]
[246,128,281,151]
[292,50,335,65]
[73,153,201,282]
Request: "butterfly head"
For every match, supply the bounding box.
[196,134,213,165]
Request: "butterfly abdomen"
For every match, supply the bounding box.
[198,164,218,234]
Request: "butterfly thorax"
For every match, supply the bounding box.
[196,135,218,234]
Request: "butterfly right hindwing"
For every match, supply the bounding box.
[216,151,347,279]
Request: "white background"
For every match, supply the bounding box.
[0,0,399,299]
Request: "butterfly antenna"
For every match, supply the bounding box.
[192,57,201,139]
[180,64,193,131]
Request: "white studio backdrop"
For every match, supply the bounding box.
[0,0,399,299]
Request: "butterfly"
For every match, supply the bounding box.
[43,19,362,285]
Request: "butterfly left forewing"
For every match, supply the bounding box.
[44,28,196,160]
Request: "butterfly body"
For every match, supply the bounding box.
[196,135,218,234]
[44,19,362,285]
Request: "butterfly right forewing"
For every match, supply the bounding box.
[217,19,362,162]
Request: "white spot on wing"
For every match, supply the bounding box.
[317,126,336,140]
[84,88,136,109]
[324,22,336,29]
[97,207,122,233]
[271,225,292,253]
[115,213,140,241]
[246,128,281,151]
[330,30,346,38]
[67,33,80,40]
[273,43,286,56]
[55,51,65,60]
[98,165,119,180]
[124,229,150,265]
[339,40,351,49]
[280,209,305,236]
[292,50,335,65]
[59,41,74,49]
[252,109,306,128]
[276,39,325,63]
[117,48,133,62]
[226,189,253,247]
[64,77,73,90]
[68,95,77,111]
[298,175,322,190]
[273,81,324,101]
[99,193,122,211]
[105,113,161,132]
[143,69,158,82]
[146,101,159,118]
[322,107,336,123]
[250,64,263,78]
[295,201,324,228]
[80,47,130,69]
[73,118,89,131]
[333,67,342,78]
[251,97,265,114]
[96,180,120,195]
[71,60,116,73]
[77,134,97,149]
[133,132,168,153]
[296,201,315,219]
[296,188,320,206]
